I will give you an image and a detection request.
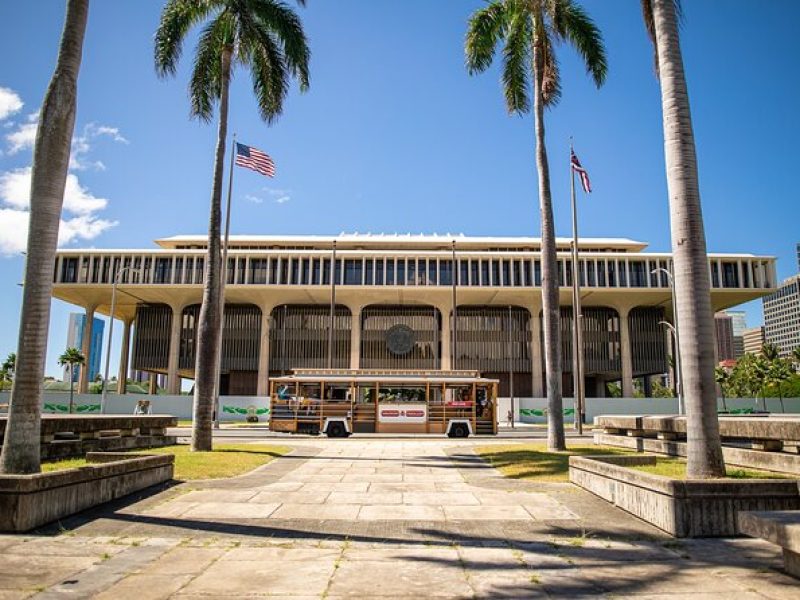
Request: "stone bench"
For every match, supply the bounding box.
[593,414,800,475]
[738,511,800,578]
[0,452,175,532]
[0,415,178,459]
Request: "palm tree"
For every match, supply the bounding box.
[713,366,728,413]
[465,0,606,451]
[58,347,85,414]
[761,342,780,362]
[767,358,792,414]
[0,0,89,475]
[155,0,310,451]
[640,0,725,478]
[0,353,15,392]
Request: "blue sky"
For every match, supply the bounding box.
[0,0,798,378]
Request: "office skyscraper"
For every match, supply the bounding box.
[65,313,104,383]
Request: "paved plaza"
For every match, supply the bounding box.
[1,438,797,598]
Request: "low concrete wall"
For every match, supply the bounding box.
[0,452,174,532]
[569,454,800,537]
[0,393,270,422]
[594,432,800,476]
[1,415,178,460]
[495,396,800,425]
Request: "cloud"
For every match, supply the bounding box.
[0,167,108,214]
[5,117,127,168]
[0,91,123,255]
[0,208,117,255]
[244,194,264,204]
[70,122,128,170]
[0,87,23,121]
[262,187,292,204]
[5,121,36,154]
[0,168,116,256]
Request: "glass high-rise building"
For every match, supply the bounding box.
[64,313,104,383]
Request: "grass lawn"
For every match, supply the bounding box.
[475,443,632,482]
[175,420,267,428]
[41,444,290,480]
[629,457,789,480]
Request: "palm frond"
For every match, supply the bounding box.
[502,10,531,115]
[189,13,232,122]
[249,0,311,90]
[155,0,220,77]
[465,2,507,75]
[540,31,562,107]
[243,26,290,123]
[550,0,606,87]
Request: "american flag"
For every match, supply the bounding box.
[235,142,275,178]
[570,150,591,193]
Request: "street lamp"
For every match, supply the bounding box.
[101,265,131,413]
[652,267,684,415]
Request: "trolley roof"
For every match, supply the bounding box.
[272,369,499,385]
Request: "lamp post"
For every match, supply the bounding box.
[101,265,131,413]
[652,267,684,414]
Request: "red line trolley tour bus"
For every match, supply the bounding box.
[269,369,498,438]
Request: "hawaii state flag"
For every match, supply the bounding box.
[570,150,592,193]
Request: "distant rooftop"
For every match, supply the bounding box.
[155,233,650,252]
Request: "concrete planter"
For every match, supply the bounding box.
[0,452,174,532]
[569,455,800,537]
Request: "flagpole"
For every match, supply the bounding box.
[451,239,458,372]
[570,140,584,435]
[213,133,236,429]
[327,239,337,369]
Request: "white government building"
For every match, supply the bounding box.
[51,234,776,399]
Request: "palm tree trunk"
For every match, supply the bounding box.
[69,366,75,414]
[532,33,564,451]
[0,0,88,475]
[191,46,233,451]
[651,0,724,478]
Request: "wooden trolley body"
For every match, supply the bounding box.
[269,369,498,438]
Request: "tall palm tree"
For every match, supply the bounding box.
[465,0,606,450]
[58,347,85,414]
[640,0,725,478]
[0,353,15,392]
[155,0,310,451]
[713,366,728,413]
[0,0,89,475]
[761,342,780,362]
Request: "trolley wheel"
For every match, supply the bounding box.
[449,423,469,438]
[326,421,346,438]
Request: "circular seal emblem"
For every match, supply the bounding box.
[386,324,416,356]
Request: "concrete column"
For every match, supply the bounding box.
[620,307,634,398]
[440,306,452,371]
[78,305,96,393]
[116,318,132,394]
[530,307,544,397]
[349,306,362,370]
[166,304,183,395]
[148,374,158,395]
[256,307,272,396]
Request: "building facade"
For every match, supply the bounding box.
[51,234,777,398]
[743,326,766,355]
[763,274,800,358]
[725,310,748,358]
[714,312,736,363]
[64,313,104,384]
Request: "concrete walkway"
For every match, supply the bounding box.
[1,438,797,598]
